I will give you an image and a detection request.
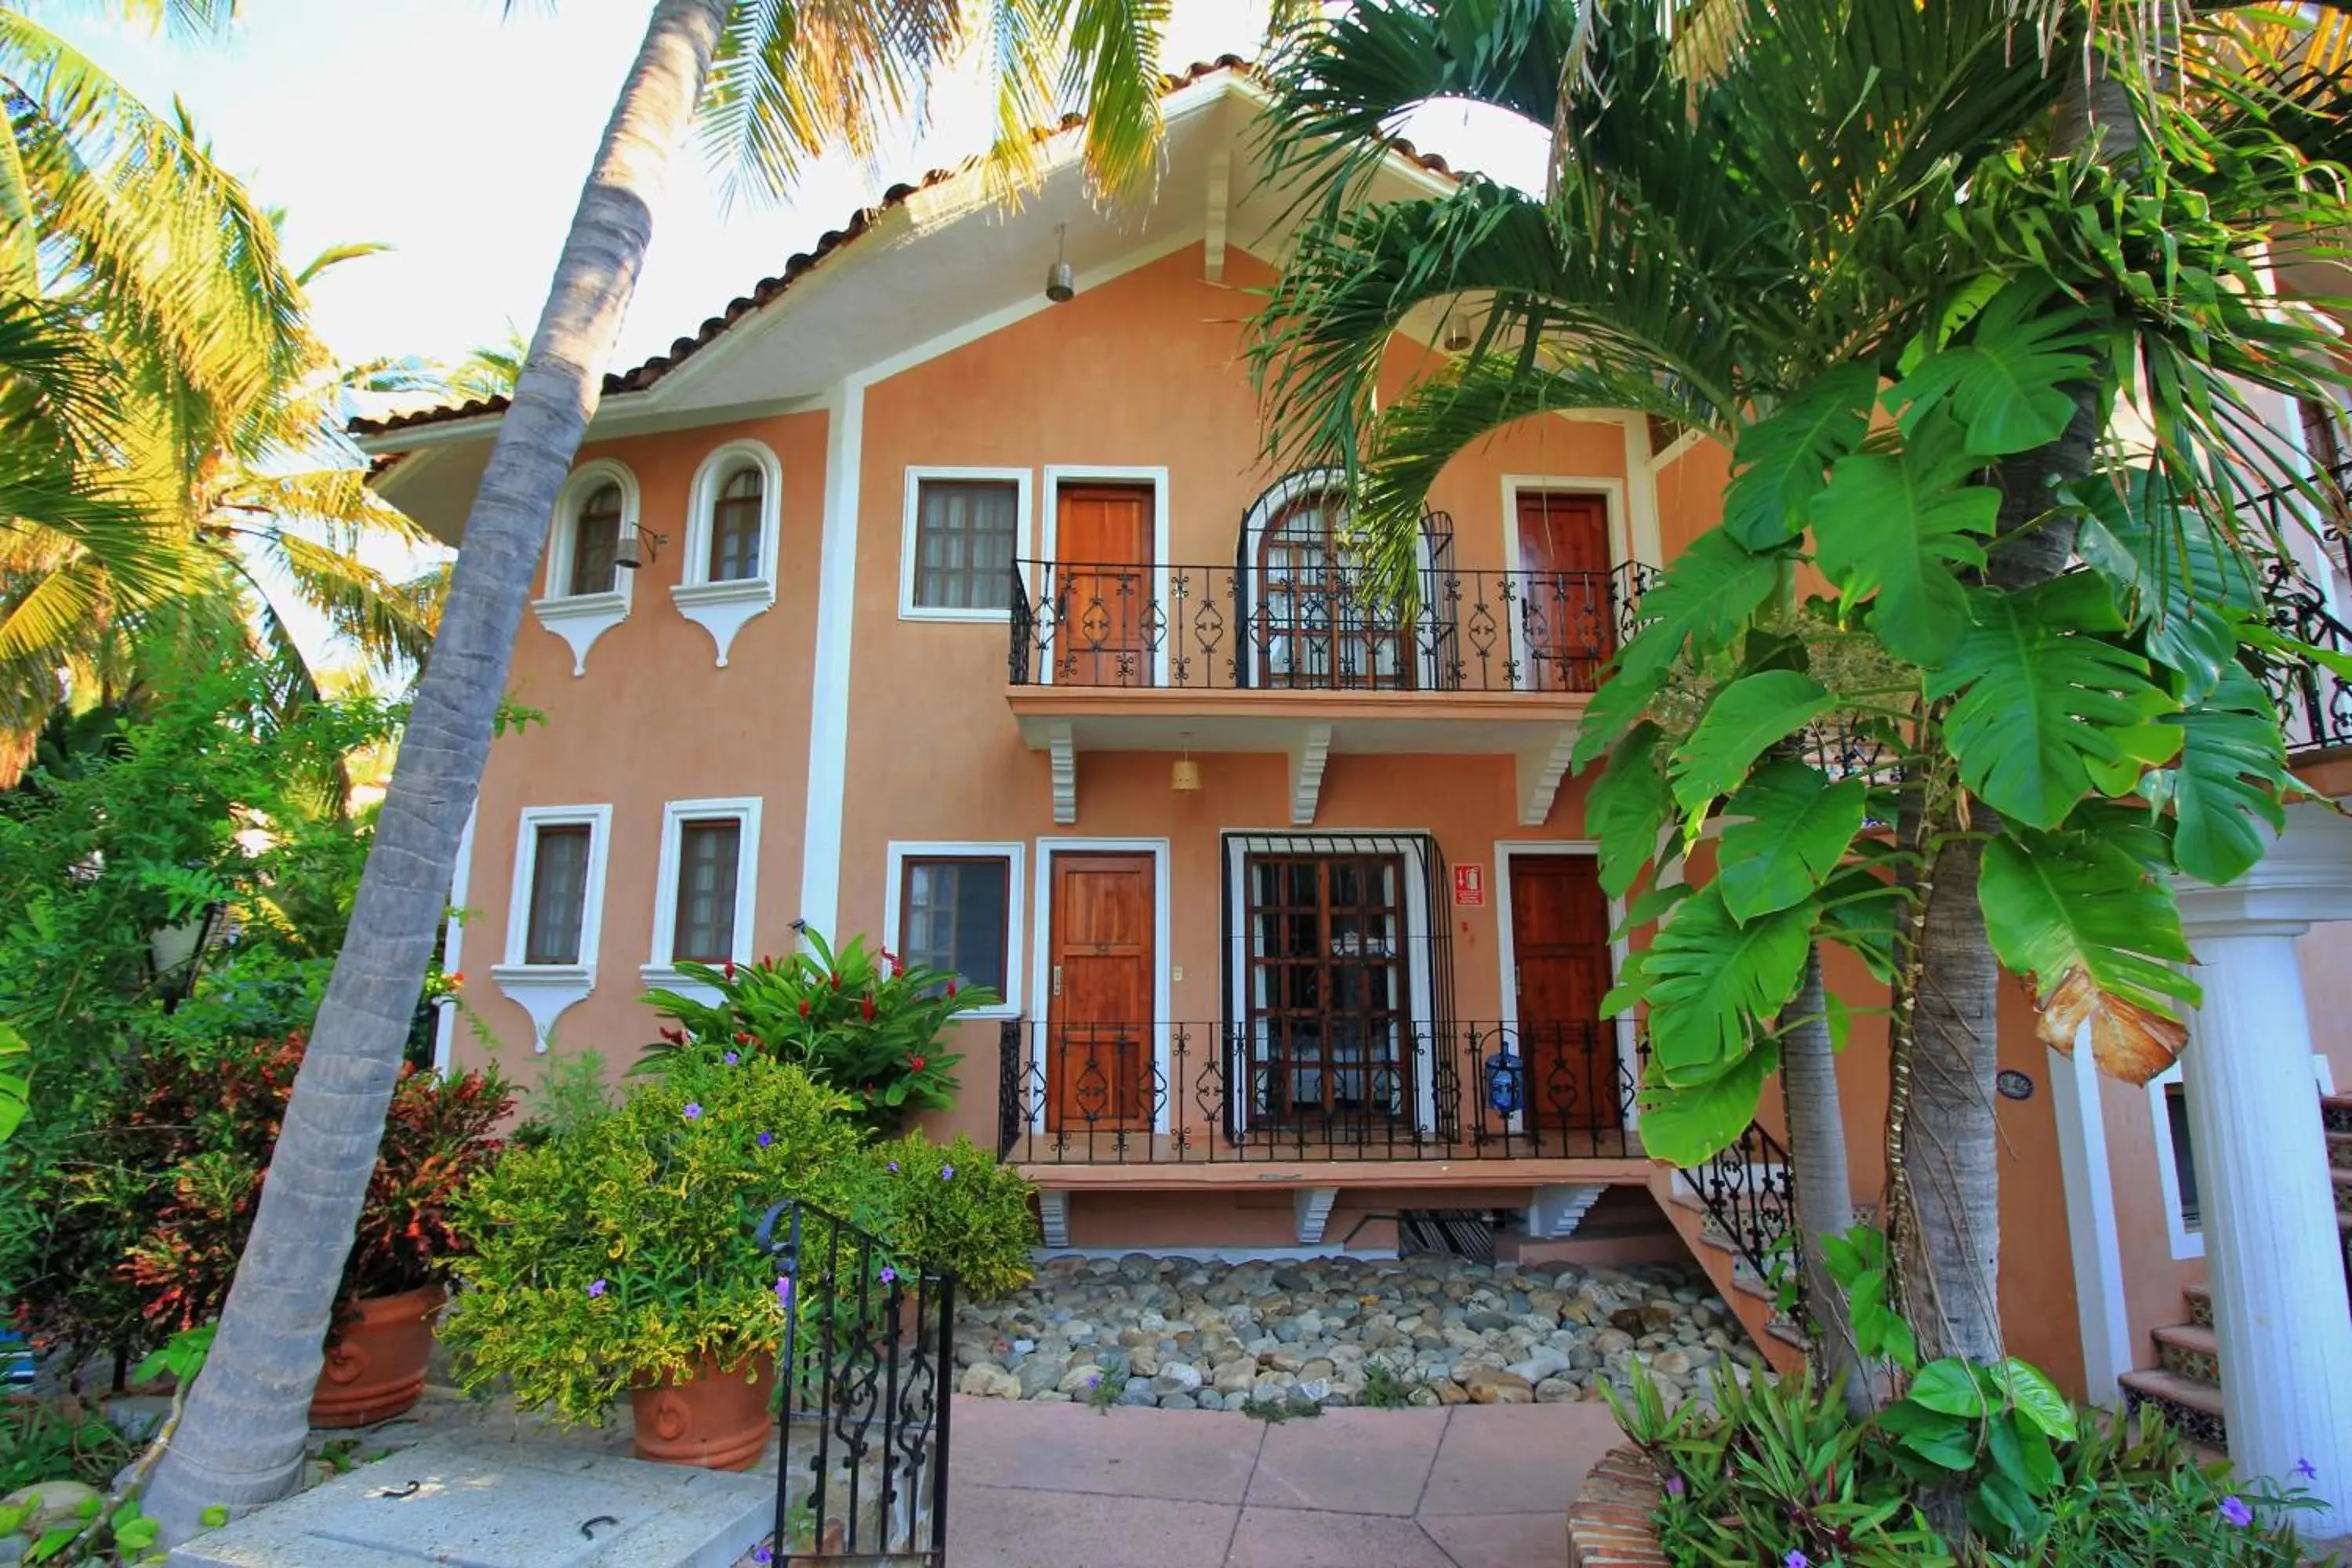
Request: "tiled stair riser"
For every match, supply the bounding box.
[2189,1289,2214,1330]
[2158,1338,2220,1384]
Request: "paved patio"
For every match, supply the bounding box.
[942,1398,1621,1568]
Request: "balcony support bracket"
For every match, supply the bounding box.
[1516,724,1578,827]
[1294,1186,1340,1247]
[1526,1182,1607,1240]
[1289,724,1334,827]
[1038,1189,1072,1248]
[1048,720,1077,826]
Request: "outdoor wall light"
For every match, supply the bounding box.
[613,523,669,570]
[1442,312,1475,353]
[1046,223,1075,303]
[1171,734,1201,793]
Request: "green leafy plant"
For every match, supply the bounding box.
[639,929,993,1134]
[1356,1359,1414,1410]
[0,1403,135,1494]
[1084,1354,1125,1412]
[439,1056,878,1427]
[865,1132,1036,1299]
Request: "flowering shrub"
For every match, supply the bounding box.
[639,929,995,1134]
[866,1133,1036,1299]
[438,1055,878,1427]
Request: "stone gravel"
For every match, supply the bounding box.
[952,1252,1759,1415]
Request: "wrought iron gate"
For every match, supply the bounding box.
[753,1199,955,1566]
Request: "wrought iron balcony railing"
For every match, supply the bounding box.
[2242,461,2352,757]
[996,1018,1639,1165]
[1008,558,1657,695]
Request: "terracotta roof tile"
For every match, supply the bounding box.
[352,56,1454,439]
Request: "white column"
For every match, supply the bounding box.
[2048,1038,2132,1406]
[2173,806,2352,1534]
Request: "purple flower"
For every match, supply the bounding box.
[586,1279,607,1299]
[2294,1457,2318,1483]
[1784,1552,1809,1568]
[2220,1496,2254,1529]
[754,1548,774,1566]
[887,1160,899,1174]
[757,1132,773,1149]
[724,1051,739,1065]
[940,1164,955,1181]
[880,1266,898,1286]
[683,1102,703,1121]
[775,1276,794,1308]
[1664,1474,1684,1497]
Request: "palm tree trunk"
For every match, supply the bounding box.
[1780,946,1871,1414]
[141,0,732,1537]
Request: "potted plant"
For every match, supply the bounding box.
[304,1064,513,1426]
[439,1054,877,1468]
[640,929,995,1134]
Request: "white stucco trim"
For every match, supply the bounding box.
[492,803,612,1053]
[2147,1062,2207,1261]
[797,381,862,943]
[2050,1035,2132,1406]
[432,800,476,1076]
[881,840,1027,1019]
[898,466,1033,623]
[1029,837,1174,1134]
[673,438,783,666]
[1038,465,1173,688]
[532,459,637,676]
[641,797,763,1004]
[1621,416,1666,566]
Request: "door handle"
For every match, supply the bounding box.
[1052,964,1064,999]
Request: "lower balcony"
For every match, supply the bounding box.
[995,1018,1644,1180]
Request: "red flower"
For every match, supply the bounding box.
[909,1055,926,1072]
[945,979,958,998]
[797,999,811,1018]
[723,958,737,979]
[445,971,464,987]
[829,971,841,990]
[735,1032,753,1046]
[659,1026,685,1045]
[860,995,876,1022]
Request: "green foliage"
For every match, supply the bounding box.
[1356,1359,1414,1409]
[510,1048,615,1149]
[1810,419,1998,666]
[866,1133,1036,1300]
[1977,829,2198,1029]
[440,1057,878,1427]
[1608,885,1809,1091]
[0,1403,134,1494]
[640,929,993,1134]
[1722,364,1878,549]
[1716,765,1870,924]
[1669,671,1835,812]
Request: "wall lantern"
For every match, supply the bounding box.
[1045,223,1075,303]
[614,524,670,571]
[1441,311,1475,353]
[150,899,230,1012]
[1483,1046,1525,1116]
[1171,735,1200,793]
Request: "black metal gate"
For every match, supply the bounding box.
[753,1200,955,1566]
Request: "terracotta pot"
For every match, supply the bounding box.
[307,1285,444,1428]
[630,1353,776,1470]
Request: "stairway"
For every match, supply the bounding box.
[1650,1165,1809,1375]
[2118,1093,2352,1456]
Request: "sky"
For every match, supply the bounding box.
[47,0,1544,672]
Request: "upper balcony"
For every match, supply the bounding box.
[1003,506,1656,826]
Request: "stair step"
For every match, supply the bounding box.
[2185,1284,2213,1330]
[2154,1323,2220,1383]
[2121,1368,2230,1452]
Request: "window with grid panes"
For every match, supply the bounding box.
[670,819,742,962]
[1243,853,1406,1120]
[912,479,1016,611]
[708,466,763,583]
[568,484,623,597]
[524,824,592,964]
[898,856,1010,993]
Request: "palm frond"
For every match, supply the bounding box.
[1059,0,1171,200]
[258,530,441,671]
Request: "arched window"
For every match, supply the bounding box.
[708,466,764,583]
[568,483,624,597]
[1252,483,1411,690]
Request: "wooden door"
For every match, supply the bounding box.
[1054,485,1153,687]
[1515,492,1613,691]
[1508,855,1619,1133]
[1047,853,1154,1131]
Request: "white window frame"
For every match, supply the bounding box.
[642,797,764,1000]
[899,466,1032,623]
[884,840,1025,1019]
[1498,476,1630,694]
[2149,1052,2337,1259]
[532,460,638,676]
[1036,466,1172,687]
[1492,839,1639,1137]
[1220,831,1435,1142]
[1028,837,1171,1133]
[675,440,783,666]
[492,803,613,1053]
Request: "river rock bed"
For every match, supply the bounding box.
[952,1253,1759,1414]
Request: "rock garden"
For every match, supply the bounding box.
[953,1252,1756,1414]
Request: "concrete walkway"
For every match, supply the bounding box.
[942,1398,1621,1568]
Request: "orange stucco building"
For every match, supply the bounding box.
[357,64,2352,1524]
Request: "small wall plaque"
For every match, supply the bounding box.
[1996,1069,2034,1102]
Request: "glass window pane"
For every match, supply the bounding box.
[569,485,622,597]
[524,825,590,964]
[709,468,764,583]
[671,819,742,962]
[898,856,1010,993]
[913,481,1016,610]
